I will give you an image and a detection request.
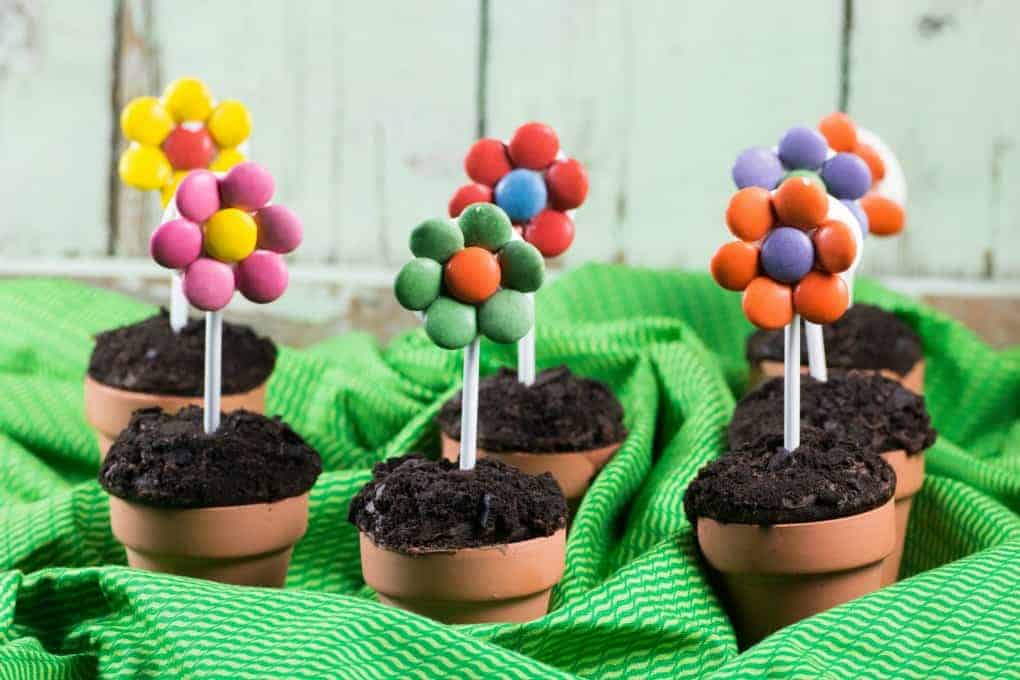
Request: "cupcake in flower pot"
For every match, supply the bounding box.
[733,113,923,393]
[356,204,567,624]
[702,172,895,646]
[728,371,936,584]
[440,123,627,505]
[85,163,300,456]
[99,162,319,587]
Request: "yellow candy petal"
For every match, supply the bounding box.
[118,144,172,191]
[160,170,189,207]
[162,77,214,123]
[210,147,246,172]
[204,208,257,263]
[208,100,252,148]
[120,96,173,145]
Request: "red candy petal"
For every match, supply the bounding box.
[546,158,589,210]
[448,183,493,218]
[524,209,574,257]
[464,138,512,186]
[509,122,559,170]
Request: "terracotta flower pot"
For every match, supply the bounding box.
[84,375,267,458]
[696,498,895,647]
[878,449,926,585]
[359,528,566,624]
[108,492,308,587]
[439,432,620,504]
[752,359,925,395]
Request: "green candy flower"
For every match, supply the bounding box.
[395,204,545,349]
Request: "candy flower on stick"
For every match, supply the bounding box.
[395,203,544,468]
[150,161,302,433]
[119,77,253,333]
[712,176,857,449]
[448,122,588,386]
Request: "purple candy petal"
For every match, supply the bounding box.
[777,126,828,171]
[821,153,872,200]
[732,147,784,190]
[761,226,814,284]
[841,199,869,239]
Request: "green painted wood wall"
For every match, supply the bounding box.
[0,0,1017,280]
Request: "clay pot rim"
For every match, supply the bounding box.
[757,358,924,381]
[696,495,895,532]
[440,432,626,458]
[880,448,927,500]
[360,527,566,558]
[85,373,268,400]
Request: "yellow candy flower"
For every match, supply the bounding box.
[117,77,252,206]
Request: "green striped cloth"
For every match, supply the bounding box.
[0,265,1018,678]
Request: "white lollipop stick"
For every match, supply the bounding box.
[159,195,190,333]
[459,337,481,470]
[856,127,907,207]
[203,310,222,434]
[784,315,801,452]
[517,294,536,386]
[804,320,827,382]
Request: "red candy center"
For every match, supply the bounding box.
[163,126,217,171]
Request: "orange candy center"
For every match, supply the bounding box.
[443,247,501,304]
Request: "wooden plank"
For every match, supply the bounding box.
[849,0,1020,278]
[110,0,162,256]
[486,0,842,269]
[0,0,115,257]
[153,0,478,266]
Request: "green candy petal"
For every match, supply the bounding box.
[498,240,545,293]
[394,258,442,311]
[783,169,826,193]
[458,203,512,252]
[410,218,464,263]
[424,296,478,349]
[478,289,533,344]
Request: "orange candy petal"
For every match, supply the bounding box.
[818,112,858,152]
[854,143,886,183]
[711,241,760,291]
[742,276,794,330]
[813,219,858,274]
[793,272,849,324]
[773,177,828,230]
[860,192,905,236]
[444,247,500,304]
[725,187,775,241]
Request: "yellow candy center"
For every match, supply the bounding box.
[204,209,257,263]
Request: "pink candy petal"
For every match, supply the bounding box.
[255,204,303,253]
[183,258,235,311]
[150,219,202,270]
[236,250,289,303]
[175,170,221,223]
[219,161,275,212]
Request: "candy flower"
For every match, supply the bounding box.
[119,77,253,206]
[711,177,857,330]
[149,162,302,311]
[448,123,589,258]
[395,203,545,349]
[732,120,873,242]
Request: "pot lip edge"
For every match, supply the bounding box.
[440,431,625,459]
[84,374,268,401]
[359,526,567,558]
[107,489,311,515]
[695,495,896,532]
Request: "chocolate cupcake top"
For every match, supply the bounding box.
[99,406,321,509]
[684,427,896,526]
[437,366,627,453]
[349,454,567,553]
[729,372,936,455]
[89,310,276,396]
[746,303,923,375]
